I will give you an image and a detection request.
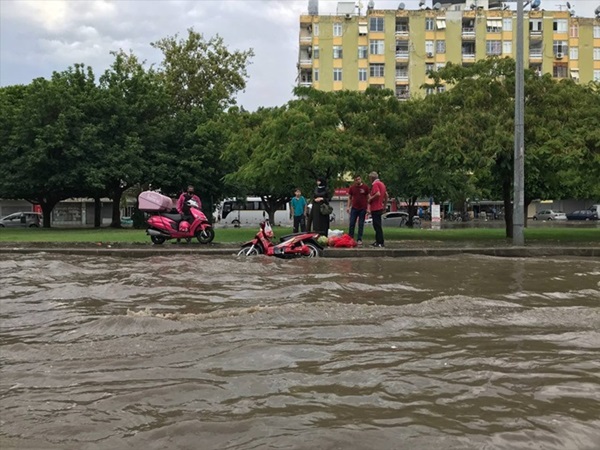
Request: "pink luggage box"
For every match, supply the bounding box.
[138,191,174,212]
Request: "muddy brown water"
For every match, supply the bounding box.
[1,254,599,450]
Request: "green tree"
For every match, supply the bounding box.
[96,50,169,227]
[148,29,255,218]
[0,65,98,227]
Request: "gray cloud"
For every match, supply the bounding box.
[1,0,596,110]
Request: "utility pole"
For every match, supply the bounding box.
[513,0,525,245]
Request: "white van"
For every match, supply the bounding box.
[218,197,292,227]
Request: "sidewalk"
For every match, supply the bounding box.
[0,243,598,258]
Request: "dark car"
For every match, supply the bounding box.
[0,212,42,228]
[566,210,599,221]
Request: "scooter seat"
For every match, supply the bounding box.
[279,232,318,242]
[161,213,183,222]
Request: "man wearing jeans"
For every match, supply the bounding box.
[346,175,369,246]
[367,171,388,248]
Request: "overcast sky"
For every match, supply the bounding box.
[0,0,596,110]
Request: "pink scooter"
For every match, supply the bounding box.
[146,199,215,245]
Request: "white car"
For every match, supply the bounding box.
[364,211,421,227]
[532,209,567,221]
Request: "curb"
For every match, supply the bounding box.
[0,246,598,258]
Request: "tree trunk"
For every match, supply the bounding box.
[502,179,513,238]
[37,196,61,228]
[94,197,102,228]
[110,187,124,228]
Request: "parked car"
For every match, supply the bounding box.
[532,209,567,221]
[364,211,420,227]
[566,210,599,221]
[0,212,42,228]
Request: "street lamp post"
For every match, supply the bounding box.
[513,0,525,245]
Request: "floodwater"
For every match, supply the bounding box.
[1,254,599,450]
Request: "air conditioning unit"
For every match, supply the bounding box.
[556,52,564,59]
[426,52,434,58]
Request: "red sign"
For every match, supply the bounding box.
[334,188,349,196]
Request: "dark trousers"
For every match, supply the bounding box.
[371,209,384,245]
[348,208,367,241]
[293,215,306,233]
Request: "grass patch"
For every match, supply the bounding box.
[1,225,598,245]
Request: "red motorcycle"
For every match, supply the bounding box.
[145,198,215,245]
[237,220,323,258]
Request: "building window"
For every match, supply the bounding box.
[425,18,434,31]
[359,23,368,35]
[425,63,434,74]
[553,40,568,57]
[313,46,319,59]
[436,62,445,70]
[530,20,542,33]
[370,17,384,32]
[436,19,446,30]
[436,40,446,54]
[334,68,343,81]
[594,70,600,82]
[570,47,578,60]
[594,48,600,60]
[425,40,434,55]
[503,41,512,55]
[314,24,319,36]
[569,23,579,38]
[359,68,367,82]
[358,46,368,59]
[370,63,385,77]
[503,18,512,31]
[595,26,600,39]
[396,41,409,57]
[333,46,343,59]
[334,22,342,37]
[486,19,502,33]
[486,40,502,55]
[530,41,543,57]
[314,69,319,82]
[553,19,568,33]
[425,86,435,96]
[369,40,385,55]
[437,86,446,93]
[553,63,568,78]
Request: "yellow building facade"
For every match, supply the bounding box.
[298,5,600,99]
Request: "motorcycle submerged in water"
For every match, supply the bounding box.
[237,220,323,258]
[138,190,214,245]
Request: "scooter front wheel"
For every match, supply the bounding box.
[151,235,166,245]
[196,227,215,244]
[303,242,322,257]
[237,244,263,256]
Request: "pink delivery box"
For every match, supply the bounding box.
[138,191,174,212]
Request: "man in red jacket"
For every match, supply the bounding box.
[367,171,388,248]
[346,175,369,246]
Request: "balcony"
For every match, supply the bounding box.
[395,71,409,82]
[395,24,409,38]
[529,51,542,59]
[462,27,475,39]
[395,50,409,60]
[530,30,543,39]
[462,52,475,60]
[396,90,410,100]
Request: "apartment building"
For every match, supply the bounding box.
[298,0,600,99]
